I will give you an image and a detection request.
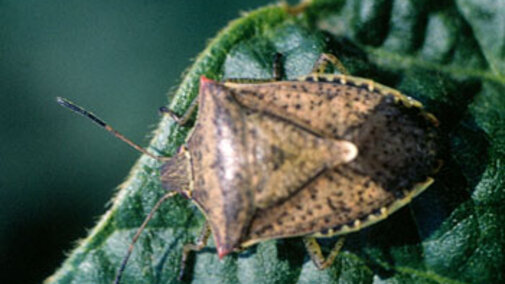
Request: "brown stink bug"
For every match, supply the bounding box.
[57,53,440,283]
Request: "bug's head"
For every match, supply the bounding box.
[160,146,192,196]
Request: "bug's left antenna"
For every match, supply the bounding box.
[56,97,161,160]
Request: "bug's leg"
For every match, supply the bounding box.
[311,53,349,75]
[178,222,211,280]
[114,191,178,284]
[159,96,199,126]
[272,52,284,81]
[303,236,346,270]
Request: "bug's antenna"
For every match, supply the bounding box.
[56,97,161,160]
[114,191,177,284]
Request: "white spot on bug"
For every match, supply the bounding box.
[342,141,358,162]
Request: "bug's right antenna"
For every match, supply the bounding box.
[114,191,177,284]
[56,97,161,160]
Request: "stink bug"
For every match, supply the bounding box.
[57,53,440,283]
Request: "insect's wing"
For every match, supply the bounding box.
[242,166,434,246]
[227,75,440,246]
[225,75,436,139]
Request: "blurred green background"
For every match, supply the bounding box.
[0,1,274,283]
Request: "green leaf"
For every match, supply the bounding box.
[46,0,505,283]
